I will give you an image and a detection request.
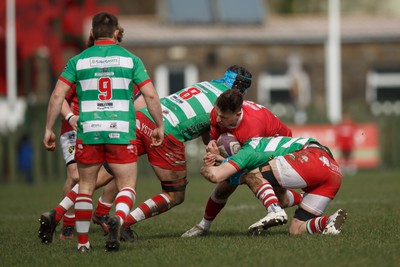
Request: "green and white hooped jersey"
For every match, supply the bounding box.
[139,81,230,142]
[61,42,150,144]
[229,136,320,171]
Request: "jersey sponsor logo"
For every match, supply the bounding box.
[82,120,130,133]
[319,156,341,173]
[168,95,184,104]
[81,100,130,112]
[140,121,153,138]
[95,72,114,77]
[97,102,114,110]
[110,122,117,129]
[127,144,137,154]
[76,56,133,70]
[90,57,120,67]
[91,123,102,128]
[109,133,120,139]
[161,105,179,127]
[299,155,309,163]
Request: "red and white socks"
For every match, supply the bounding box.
[256,183,281,212]
[114,187,136,222]
[306,216,329,234]
[75,193,93,247]
[125,193,170,228]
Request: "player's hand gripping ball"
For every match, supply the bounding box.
[216,133,241,157]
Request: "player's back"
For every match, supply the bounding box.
[229,136,317,171]
[139,81,230,142]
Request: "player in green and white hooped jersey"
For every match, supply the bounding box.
[201,135,346,236]
[87,65,253,239]
[43,12,164,253]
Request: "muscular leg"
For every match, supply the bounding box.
[124,165,187,228]
[289,194,337,235]
[182,181,237,237]
[244,168,288,234]
[107,162,137,222]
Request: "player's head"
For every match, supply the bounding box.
[215,89,243,128]
[91,12,120,41]
[212,65,252,94]
[87,24,123,48]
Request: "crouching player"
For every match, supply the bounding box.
[201,135,347,235]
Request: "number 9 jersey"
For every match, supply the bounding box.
[59,40,150,145]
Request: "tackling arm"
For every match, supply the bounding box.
[200,162,238,183]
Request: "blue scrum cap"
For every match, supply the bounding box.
[212,65,252,94]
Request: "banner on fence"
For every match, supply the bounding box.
[289,123,380,169]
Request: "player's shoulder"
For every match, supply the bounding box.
[116,46,140,58]
[242,102,275,119]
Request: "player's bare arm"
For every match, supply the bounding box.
[44,80,71,151]
[140,82,164,146]
[61,99,78,131]
[200,162,237,183]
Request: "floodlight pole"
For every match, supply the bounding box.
[326,0,342,123]
[6,0,17,107]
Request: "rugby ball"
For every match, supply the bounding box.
[216,133,241,157]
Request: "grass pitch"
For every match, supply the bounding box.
[0,169,399,267]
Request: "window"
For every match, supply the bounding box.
[154,64,199,97]
[165,0,265,25]
[258,71,293,105]
[166,0,212,24]
[216,0,265,24]
[257,55,311,124]
[366,68,400,103]
[366,67,400,116]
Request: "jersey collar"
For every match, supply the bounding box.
[94,40,116,45]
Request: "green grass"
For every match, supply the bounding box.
[1,169,400,267]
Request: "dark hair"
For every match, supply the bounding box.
[215,89,243,114]
[227,65,252,93]
[87,24,123,48]
[116,26,124,43]
[91,12,119,40]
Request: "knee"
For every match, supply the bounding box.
[165,191,185,207]
[212,183,236,200]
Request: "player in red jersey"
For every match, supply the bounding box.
[182,89,301,237]
[335,112,358,175]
